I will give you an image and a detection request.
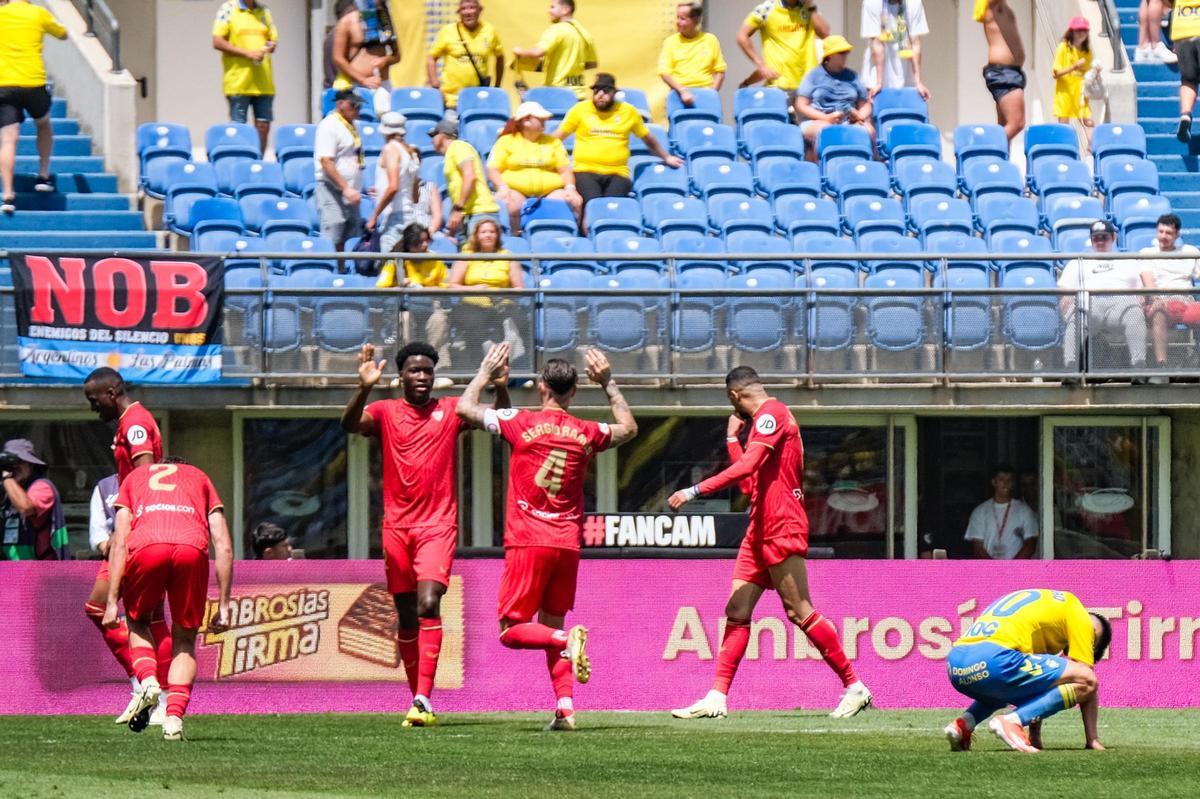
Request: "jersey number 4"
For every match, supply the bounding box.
[534,448,569,498]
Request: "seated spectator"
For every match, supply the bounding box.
[487,101,580,234]
[430,115,501,243]
[1059,220,1150,385]
[314,89,365,250]
[963,465,1038,559]
[794,35,874,163]
[0,439,67,560]
[365,111,419,253]
[860,0,930,99]
[658,3,727,106]
[1139,213,1200,375]
[448,218,526,361]
[377,223,452,368]
[251,522,294,560]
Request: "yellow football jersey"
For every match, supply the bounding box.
[954,588,1097,667]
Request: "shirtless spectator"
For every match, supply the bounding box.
[331,0,400,92]
[976,0,1025,143]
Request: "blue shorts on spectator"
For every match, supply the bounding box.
[228,94,274,124]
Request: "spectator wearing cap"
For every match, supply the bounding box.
[252,522,294,560]
[430,115,501,242]
[861,0,930,100]
[212,0,278,153]
[1139,213,1200,376]
[794,35,874,164]
[365,111,421,253]
[512,0,597,99]
[555,73,682,223]
[427,0,505,110]
[1,439,67,560]
[315,88,366,250]
[736,0,828,99]
[1058,220,1152,386]
[1052,17,1094,153]
[658,3,727,107]
[486,101,580,234]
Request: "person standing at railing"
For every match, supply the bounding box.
[0,0,67,214]
[427,0,505,110]
[1051,17,1093,155]
[1138,213,1200,378]
[1171,0,1200,142]
[975,0,1025,143]
[212,0,278,154]
[861,0,930,100]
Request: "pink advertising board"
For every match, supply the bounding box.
[1,560,1197,714]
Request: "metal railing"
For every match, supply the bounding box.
[68,0,122,73]
[1097,0,1129,73]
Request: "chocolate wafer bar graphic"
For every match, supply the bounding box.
[338,585,400,667]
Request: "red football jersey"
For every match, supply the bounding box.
[113,401,162,484]
[486,407,612,549]
[699,399,808,534]
[367,396,468,529]
[115,463,223,552]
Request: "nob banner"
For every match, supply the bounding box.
[10,252,224,383]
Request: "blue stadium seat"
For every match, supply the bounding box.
[1100,157,1159,201]
[585,197,642,236]
[827,159,891,207]
[808,267,857,350]
[844,196,907,239]
[817,126,873,169]
[588,274,656,352]
[894,157,956,208]
[726,232,795,274]
[742,120,806,165]
[629,123,666,156]
[523,198,577,238]
[320,87,376,121]
[674,268,722,352]
[690,157,754,200]
[502,234,531,253]
[136,122,192,170]
[188,197,242,240]
[1023,124,1080,184]
[615,87,652,120]
[1044,195,1105,239]
[775,195,840,238]
[734,87,789,130]
[882,122,941,165]
[793,231,848,251]
[634,162,689,199]
[873,87,929,129]
[274,124,316,168]
[205,123,261,164]
[142,155,191,200]
[1122,227,1158,252]
[407,119,437,158]
[939,265,991,351]
[727,273,788,353]
[530,232,593,256]
[282,159,315,198]
[909,196,974,241]
[962,157,1023,203]
[643,195,708,238]
[675,121,738,162]
[391,86,444,122]
[1054,228,1092,253]
[193,228,248,254]
[709,195,774,237]
[859,233,923,273]
[163,163,219,235]
[1033,158,1092,212]
[953,124,1007,178]
[265,232,336,274]
[1091,123,1147,175]
[418,154,446,194]
[661,230,724,254]
[593,231,661,259]
[525,87,578,120]
[457,86,511,125]
[1112,194,1173,240]
[756,156,821,201]
[243,196,312,236]
[926,232,989,273]
[667,87,722,126]
[462,118,505,159]
[355,120,385,157]
[1002,267,1061,350]
[866,269,924,351]
[976,195,1040,240]
[224,160,286,200]
[989,231,1053,275]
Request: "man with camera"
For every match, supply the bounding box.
[0,438,67,560]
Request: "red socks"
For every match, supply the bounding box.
[129,645,157,683]
[713,618,751,694]
[547,648,573,701]
[151,617,173,686]
[498,622,568,652]
[398,629,419,689]
[800,611,857,687]
[416,618,443,699]
[84,601,135,677]
[166,684,191,719]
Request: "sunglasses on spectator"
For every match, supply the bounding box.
[1090,233,1114,240]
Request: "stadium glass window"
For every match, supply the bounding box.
[242,418,348,558]
[1044,418,1169,559]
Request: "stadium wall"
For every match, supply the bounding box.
[3,560,1197,713]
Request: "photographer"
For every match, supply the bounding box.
[1,439,68,560]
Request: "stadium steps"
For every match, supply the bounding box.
[3,92,145,250]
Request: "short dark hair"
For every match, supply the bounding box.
[725,365,761,390]
[992,464,1015,478]
[334,0,356,17]
[400,222,430,253]
[541,358,577,396]
[252,522,289,558]
[678,1,703,21]
[162,455,189,465]
[556,0,575,12]
[1091,612,1113,661]
[84,366,123,391]
[1157,213,1182,232]
[396,341,439,371]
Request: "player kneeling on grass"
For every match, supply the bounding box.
[103,457,233,741]
[668,366,872,720]
[944,588,1112,753]
[458,343,638,731]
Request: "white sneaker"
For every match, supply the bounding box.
[115,690,140,724]
[1134,45,1153,64]
[830,680,873,718]
[1153,41,1179,65]
[544,710,577,731]
[566,625,590,684]
[671,690,728,719]
[149,702,167,726]
[162,715,183,741]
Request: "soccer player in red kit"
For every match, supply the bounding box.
[668,366,872,720]
[82,366,172,725]
[103,458,233,741]
[342,341,510,727]
[458,343,638,731]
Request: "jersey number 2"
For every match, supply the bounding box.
[534,449,568,498]
[148,464,178,491]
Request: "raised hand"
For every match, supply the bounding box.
[726,414,745,438]
[585,348,612,385]
[479,342,510,381]
[357,343,387,387]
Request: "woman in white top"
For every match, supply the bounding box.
[365,111,420,253]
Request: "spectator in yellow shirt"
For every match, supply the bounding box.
[212,0,278,153]
[555,73,682,225]
[430,115,501,243]
[659,2,727,107]
[449,219,527,363]
[737,0,829,99]
[487,101,580,234]
[378,223,452,368]
[1052,17,1093,153]
[0,0,67,213]
[427,0,504,110]
[512,0,597,100]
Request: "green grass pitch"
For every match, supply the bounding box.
[1,710,1197,798]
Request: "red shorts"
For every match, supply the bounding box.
[123,543,209,630]
[1161,298,1200,326]
[730,521,809,589]
[383,524,457,594]
[497,546,580,623]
